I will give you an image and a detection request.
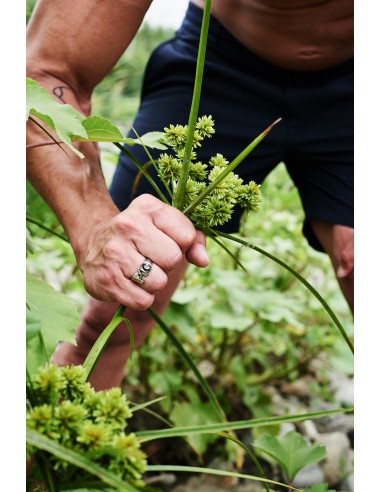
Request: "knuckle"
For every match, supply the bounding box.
[166,250,183,270]
[114,214,135,234]
[151,274,168,292]
[133,292,154,311]
[135,193,161,212]
[103,241,120,258]
[180,228,197,250]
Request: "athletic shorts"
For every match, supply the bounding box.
[109,2,354,252]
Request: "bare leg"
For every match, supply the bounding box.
[310,220,354,314]
[52,260,188,390]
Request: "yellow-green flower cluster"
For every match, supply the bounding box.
[158,116,262,228]
[27,364,147,487]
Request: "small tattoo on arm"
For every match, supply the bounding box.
[52,86,71,103]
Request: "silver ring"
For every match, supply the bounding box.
[131,259,153,285]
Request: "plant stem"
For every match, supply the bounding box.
[148,307,226,422]
[114,142,170,204]
[26,214,69,242]
[173,0,212,210]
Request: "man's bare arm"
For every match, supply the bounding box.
[26,0,209,310]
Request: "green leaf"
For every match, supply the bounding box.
[170,401,218,455]
[26,272,79,374]
[254,431,326,482]
[26,429,141,491]
[73,116,167,149]
[26,309,49,373]
[303,484,336,492]
[136,407,351,442]
[26,77,87,158]
[146,465,301,491]
[79,115,124,141]
[133,131,167,150]
[208,305,253,331]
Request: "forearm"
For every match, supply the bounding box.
[26,75,120,269]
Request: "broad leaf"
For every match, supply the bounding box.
[254,430,326,481]
[26,272,79,374]
[133,130,167,150]
[170,401,218,455]
[75,116,167,149]
[26,77,87,158]
[304,484,336,492]
[208,305,253,331]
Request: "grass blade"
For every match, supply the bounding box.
[146,465,302,491]
[147,307,225,422]
[136,406,353,441]
[213,431,271,492]
[114,143,170,205]
[184,118,281,215]
[27,429,141,491]
[83,305,129,380]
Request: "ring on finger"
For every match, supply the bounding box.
[131,259,153,285]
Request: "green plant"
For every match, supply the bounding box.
[26,0,353,489]
[254,431,326,484]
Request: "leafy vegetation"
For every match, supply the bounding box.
[26,1,353,490]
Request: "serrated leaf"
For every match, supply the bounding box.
[254,430,326,481]
[26,272,79,374]
[26,77,87,158]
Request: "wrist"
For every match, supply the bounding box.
[68,200,120,272]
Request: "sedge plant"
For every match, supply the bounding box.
[26,0,353,489]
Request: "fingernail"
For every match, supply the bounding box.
[199,246,209,266]
[337,265,346,278]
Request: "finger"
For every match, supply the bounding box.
[123,256,168,294]
[185,230,209,267]
[150,201,199,253]
[132,226,185,272]
[84,268,155,311]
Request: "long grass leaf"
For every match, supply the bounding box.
[147,307,225,422]
[184,118,281,215]
[130,126,173,200]
[146,465,302,491]
[83,305,127,380]
[26,429,141,491]
[136,406,352,441]
[26,214,69,242]
[114,143,170,205]
[213,431,271,492]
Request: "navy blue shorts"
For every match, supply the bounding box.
[109,2,354,252]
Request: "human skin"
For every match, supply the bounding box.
[27,0,354,389]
